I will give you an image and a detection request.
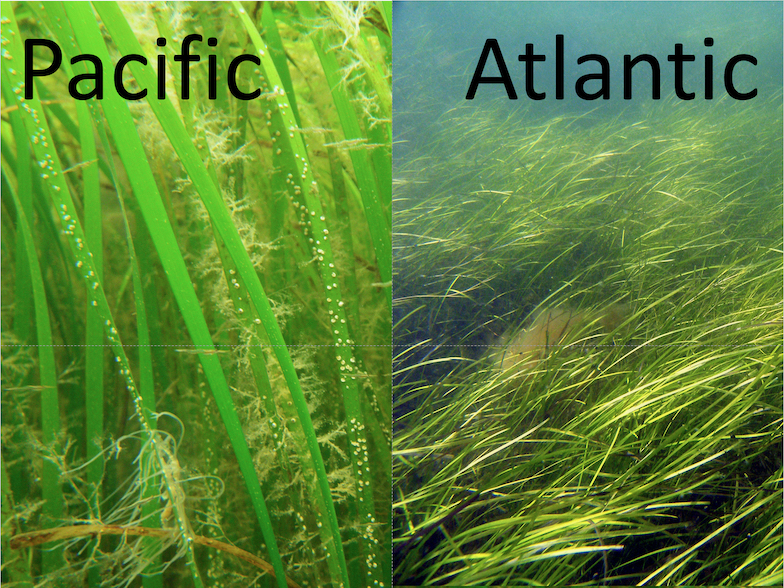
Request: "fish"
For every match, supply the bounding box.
[494,304,629,375]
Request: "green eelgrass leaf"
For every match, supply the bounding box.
[0,13,64,578]
[61,3,286,587]
[230,4,386,586]
[91,4,383,587]
[4,5,206,585]
[3,163,64,578]
[298,1,392,312]
[260,2,302,128]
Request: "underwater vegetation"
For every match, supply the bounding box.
[2,2,390,588]
[393,94,782,585]
[492,304,630,376]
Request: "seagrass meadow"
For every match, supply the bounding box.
[1,2,390,587]
[392,94,783,584]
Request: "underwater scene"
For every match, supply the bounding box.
[393,2,783,586]
[2,3,390,588]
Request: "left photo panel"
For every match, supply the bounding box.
[1,3,391,588]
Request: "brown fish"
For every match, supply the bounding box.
[496,304,629,375]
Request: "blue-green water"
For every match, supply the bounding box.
[394,1,782,156]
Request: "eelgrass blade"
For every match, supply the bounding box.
[229,4,386,585]
[392,77,782,584]
[85,86,165,588]
[76,62,107,588]
[3,163,64,578]
[4,4,391,587]
[31,8,108,584]
[1,460,33,587]
[298,2,392,312]
[260,3,302,127]
[5,82,34,349]
[3,7,208,586]
[0,15,63,577]
[62,4,286,587]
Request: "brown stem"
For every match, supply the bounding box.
[10,524,302,588]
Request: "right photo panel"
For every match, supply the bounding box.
[392,2,783,586]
